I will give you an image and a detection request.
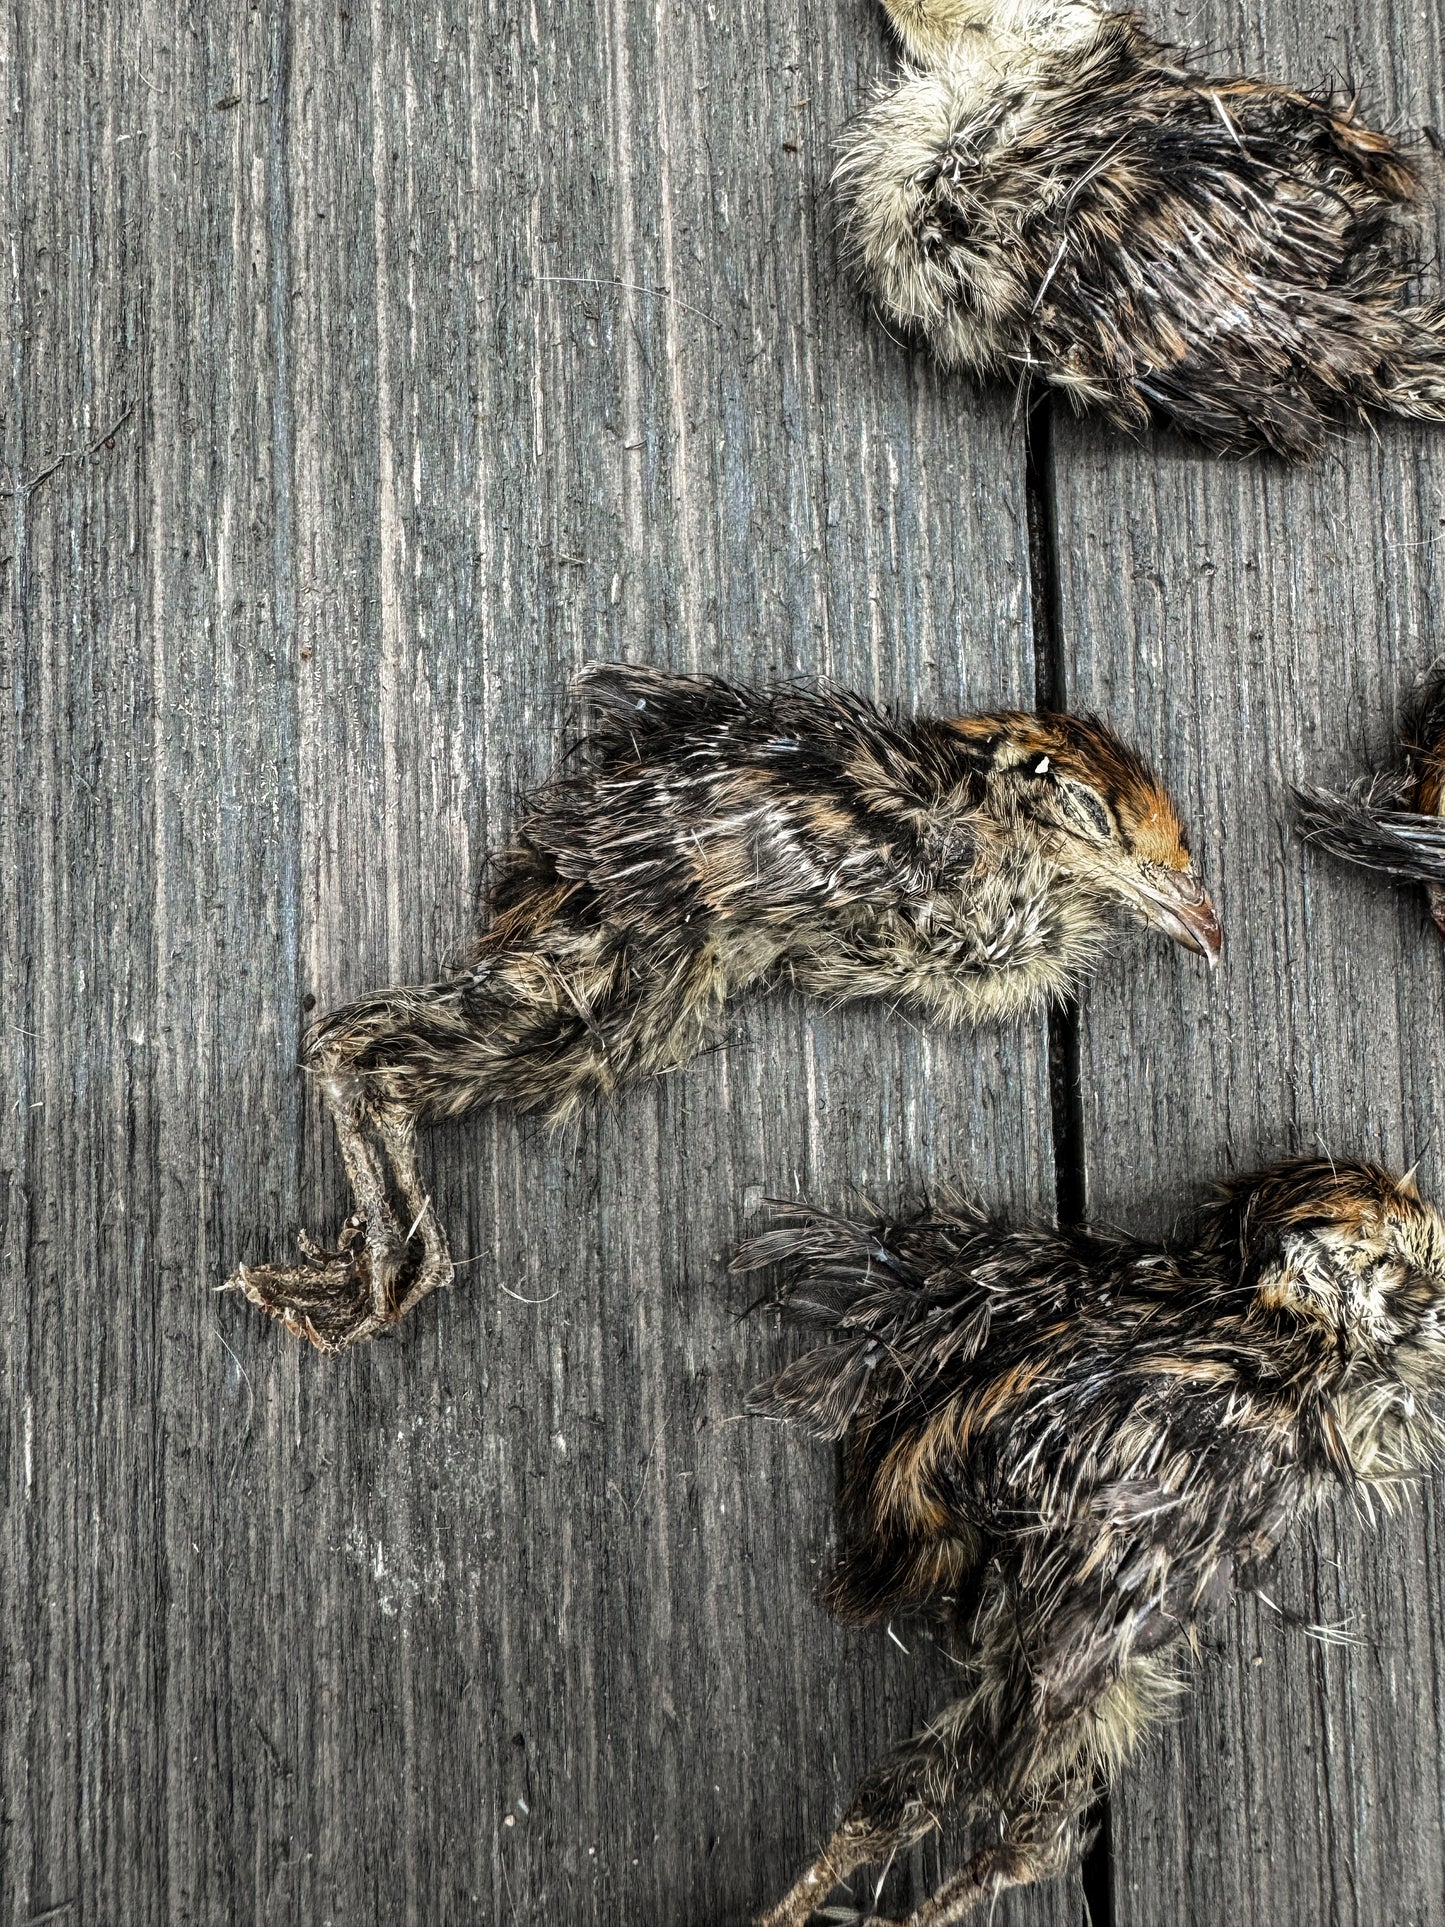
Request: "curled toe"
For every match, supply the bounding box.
[226,1232,378,1354]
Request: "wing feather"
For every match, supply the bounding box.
[501,668,989,930]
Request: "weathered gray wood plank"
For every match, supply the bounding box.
[1,2,1072,1923]
[1050,2,1445,1917]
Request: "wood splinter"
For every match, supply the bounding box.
[227,663,1220,1353]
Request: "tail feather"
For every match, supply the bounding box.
[572,661,743,753]
[1294,783,1445,883]
[739,1200,1000,1441]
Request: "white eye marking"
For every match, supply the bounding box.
[1033,756,1050,775]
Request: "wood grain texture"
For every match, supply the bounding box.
[0,2,1072,1924]
[1049,4,1445,1922]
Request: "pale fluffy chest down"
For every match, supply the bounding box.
[836,8,1108,361]
[785,848,1109,1024]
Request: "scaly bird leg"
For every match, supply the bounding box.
[756,1816,934,1927]
[756,1827,877,1927]
[377,1105,455,1324]
[767,1808,1075,1927]
[757,1683,1089,1927]
[227,1071,448,1355]
[861,1811,1076,1927]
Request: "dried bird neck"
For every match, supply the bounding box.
[1412,742,1445,935]
[988,1227,1445,1500]
[1413,758,1445,819]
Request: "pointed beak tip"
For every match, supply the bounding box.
[1195,897,1224,969]
[1193,911,1225,972]
[1181,923,1223,970]
[1141,875,1223,969]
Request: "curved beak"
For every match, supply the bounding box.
[1135,869,1223,967]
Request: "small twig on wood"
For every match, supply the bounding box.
[2,399,137,500]
[533,273,722,330]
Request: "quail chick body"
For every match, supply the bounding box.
[1297,667,1445,934]
[841,0,1445,456]
[743,1156,1445,1927]
[229,664,1219,1353]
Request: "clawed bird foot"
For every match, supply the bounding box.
[226,1212,453,1354]
[227,1215,384,1353]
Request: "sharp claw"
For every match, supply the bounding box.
[295,1313,335,1354]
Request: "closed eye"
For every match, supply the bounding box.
[1059,780,1113,842]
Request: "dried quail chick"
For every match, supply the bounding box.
[228,664,1219,1353]
[1296,666,1445,935]
[742,1157,1445,1926]
[838,0,1445,457]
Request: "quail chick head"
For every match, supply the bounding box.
[742,1156,1445,1926]
[837,0,1445,456]
[1296,666,1445,936]
[227,665,1218,1353]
